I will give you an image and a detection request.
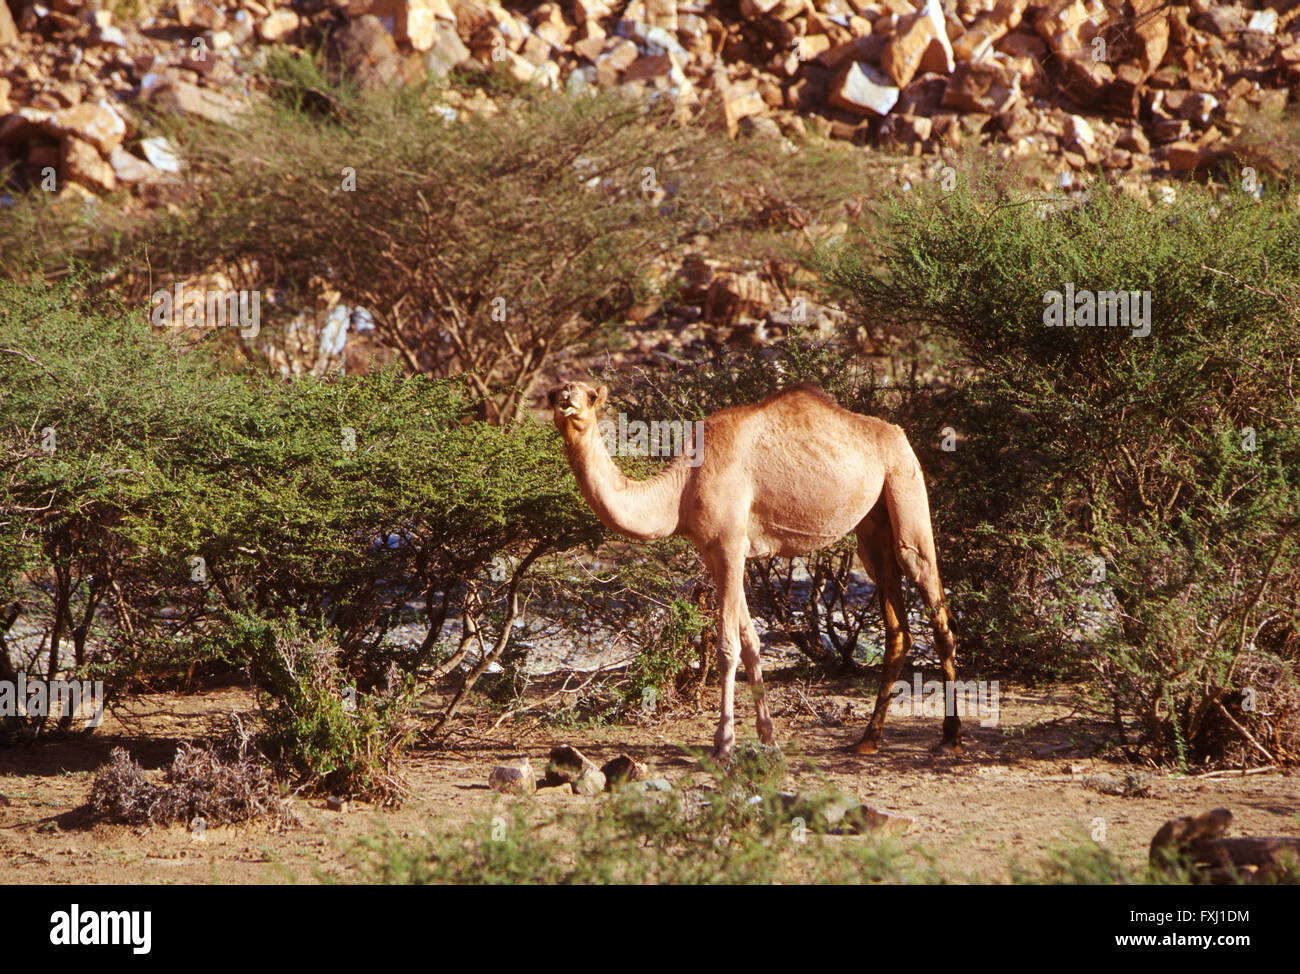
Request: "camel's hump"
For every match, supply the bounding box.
[756,382,837,407]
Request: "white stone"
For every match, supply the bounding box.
[1247,9,1277,34]
[831,61,901,116]
[140,135,184,173]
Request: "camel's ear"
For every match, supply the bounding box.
[593,385,608,410]
[546,385,560,409]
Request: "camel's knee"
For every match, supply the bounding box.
[893,545,931,586]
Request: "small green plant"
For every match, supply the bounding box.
[219,613,415,804]
[623,596,708,713]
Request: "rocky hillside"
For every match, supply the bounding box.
[1,0,1298,203]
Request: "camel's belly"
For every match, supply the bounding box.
[744,495,876,559]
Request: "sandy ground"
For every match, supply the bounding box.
[1,678,1296,884]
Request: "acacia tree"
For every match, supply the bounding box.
[89,68,845,420]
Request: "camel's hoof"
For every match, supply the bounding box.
[710,735,735,764]
[934,737,964,755]
[848,737,879,755]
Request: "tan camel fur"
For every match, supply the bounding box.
[548,379,962,760]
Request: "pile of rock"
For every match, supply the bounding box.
[2,1,1297,200]
[336,0,1299,177]
[488,745,655,796]
[0,0,273,196]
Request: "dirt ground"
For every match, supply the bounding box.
[1,678,1296,884]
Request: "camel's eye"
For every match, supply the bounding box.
[587,389,598,407]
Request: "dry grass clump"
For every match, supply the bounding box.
[88,743,302,831]
[1197,650,1300,768]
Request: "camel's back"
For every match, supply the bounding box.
[705,385,895,467]
[685,385,908,554]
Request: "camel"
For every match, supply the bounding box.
[548,379,962,760]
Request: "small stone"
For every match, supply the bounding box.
[829,61,900,117]
[1163,141,1211,173]
[424,21,471,76]
[544,745,599,786]
[879,112,932,154]
[940,60,1021,114]
[1064,113,1094,152]
[325,795,347,812]
[489,759,537,795]
[624,53,674,83]
[108,146,157,184]
[94,25,129,48]
[881,0,952,88]
[61,136,116,192]
[955,0,1028,62]
[140,136,184,173]
[148,80,247,125]
[600,754,648,787]
[1247,9,1277,35]
[1116,126,1149,154]
[1177,92,1218,125]
[331,14,407,92]
[0,1,17,46]
[705,82,767,136]
[258,7,300,42]
[571,768,606,796]
[1131,0,1169,76]
[1082,770,1154,797]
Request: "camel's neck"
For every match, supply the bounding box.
[563,425,689,541]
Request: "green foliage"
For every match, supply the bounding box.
[0,274,599,756]
[821,171,1300,765]
[623,596,708,712]
[213,612,413,802]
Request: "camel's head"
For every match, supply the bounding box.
[547,380,607,436]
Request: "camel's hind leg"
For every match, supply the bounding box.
[881,450,963,751]
[852,503,912,753]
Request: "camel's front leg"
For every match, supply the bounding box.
[739,601,775,745]
[709,547,746,761]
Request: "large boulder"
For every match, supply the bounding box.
[331,15,425,91]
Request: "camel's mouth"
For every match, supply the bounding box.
[558,403,581,417]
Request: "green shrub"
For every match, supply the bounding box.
[0,274,600,750]
[215,612,414,803]
[623,595,709,714]
[822,171,1300,766]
